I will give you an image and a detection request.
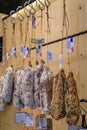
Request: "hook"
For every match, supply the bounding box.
[45,0,50,7]
[24,1,31,17]
[16,6,24,21]
[2,16,7,29]
[10,10,16,24]
[28,0,36,14]
[38,0,45,10]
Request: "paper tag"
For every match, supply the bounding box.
[31,38,44,44]
[6,53,10,60]
[36,117,47,129]
[23,46,30,59]
[58,54,63,69]
[32,15,36,29]
[66,37,74,53]
[36,45,42,57]
[20,45,24,56]
[11,47,16,56]
[46,50,53,62]
[25,114,33,127]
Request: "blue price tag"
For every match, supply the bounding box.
[46,50,53,62]
[32,16,36,29]
[36,45,42,57]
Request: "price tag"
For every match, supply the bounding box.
[66,37,74,53]
[46,50,53,62]
[20,45,24,56]
[58,54,63,69]
[6,53,10,60]
[23,47,30,59]
[31,38,44,44]
[25,114,33,127]
[36,45,42,57]
[15,112,27,124]
[11,47,16,56]
[32,15,36,29]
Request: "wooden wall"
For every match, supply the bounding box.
[0,0,87,130]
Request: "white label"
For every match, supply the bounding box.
[58,54,63,69]
[36,45,42,57]
[66,37,74,53]
[25,114,33,127]
[15,113,27,124]
[20,45,24,56]
[46,50,53,62]
[6,53,10,60]
[11,47,16,56]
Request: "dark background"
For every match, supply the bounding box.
[0,0,35,14]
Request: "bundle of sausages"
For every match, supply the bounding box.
[40,67,54,114]
[0,76,6,111]
[34,61,45,108]
[65,72,80,125]
[51,69,66,120]
[2,66,14,104]
[21,66,34,108]
[13,68,24,110]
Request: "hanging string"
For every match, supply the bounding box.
[40,10,43,39]
[61,0,65,54]
[19,20,25,68]
[25,17,29,46]
[46,4,50,66]
[3,27,8,68]
[46,5,50,48]
[31,14,36,63]
[63,0,70,71]
[28,18,31,59]
[12,23,16,47]
[41,10,43,61]
[11,22,18,70]
[40,9,43,60]
[20,21,23,45]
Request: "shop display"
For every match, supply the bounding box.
[66,72,80,125]
[2,66,14,104]
[0,76,6,111]
[13,68,24,110]
[40,66,54,114]
[51,69,66,120]
[34,60,45,108]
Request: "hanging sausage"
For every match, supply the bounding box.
[13,68,24,110]
[21,64,34,109]
[40,66,54,115]
[66,72,80,125]
[51,69,66,120]
[2,66,14,104]
[0,76,6,111]
[34,60,45,108]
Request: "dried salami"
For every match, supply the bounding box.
[2,66,14,104]
[40,67,54,114]
[0,76,6,111]
[51,69,66,120]
[66,72,80,125]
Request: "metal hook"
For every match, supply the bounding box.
[10,10,16,24]
[24,1,31,17]
[2,16,7,29]
[45,0,50,7]
[16,6,24,21]
[38,0,45,10]
[28,0,36,14]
